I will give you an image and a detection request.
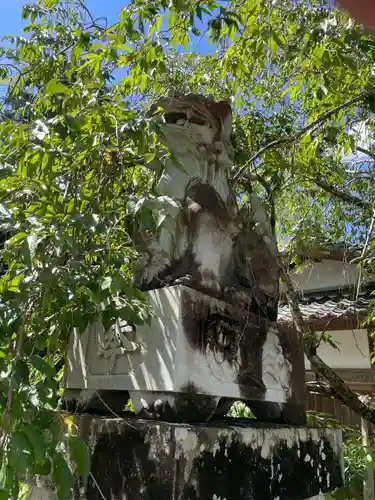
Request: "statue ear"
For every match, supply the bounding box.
[214,101,232,141]
[222,106,233,141]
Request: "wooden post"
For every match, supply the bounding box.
[362,415,375,500]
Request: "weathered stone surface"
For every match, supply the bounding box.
[136,94,279,315]
[64,93,306,425]
[64,285,305,424]
[31,415,344,500]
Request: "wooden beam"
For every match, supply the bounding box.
[278,314,367,332]
[307,369,375,385]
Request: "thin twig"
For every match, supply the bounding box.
[314,176,371,210]
[1,326,26,447]
[314,316,337,351]
[306,381,336,398]
[89,472,108,500]
[357,146,375,161]
[355,207,375,301]
[93,391,138,430]
[232,90,374,183]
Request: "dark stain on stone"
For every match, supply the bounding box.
[137,384,222,423]
[276,323,307,426]
[183,181,231,228]
[84,425,174,500]
[76,415,343,500]
[181,289,267,390]
[172,383,220,422]
[62,390,132,415]
[182,436,342,500]
[179,286,308,425]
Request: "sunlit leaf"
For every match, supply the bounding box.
[45,79,69,95]
[22,424,46,462]
[69,436,90,488]
[53,454,73,500]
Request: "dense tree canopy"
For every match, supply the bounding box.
[0,0,374,498]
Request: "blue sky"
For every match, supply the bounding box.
[0,0,213,52]
[0,1,132,39]
[0,0,214,100]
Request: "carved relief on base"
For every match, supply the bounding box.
[97,320,141,374]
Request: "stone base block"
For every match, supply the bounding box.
[32,415,343,500]
[64,285,306,424]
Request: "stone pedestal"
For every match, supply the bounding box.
[64,285,306,424]
[31,415,343,500]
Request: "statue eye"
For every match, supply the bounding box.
[164,112,187,124]
[189,116,205,126]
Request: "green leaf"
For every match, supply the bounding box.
[7,431,33,474]
[7,232,27,246]
[45,79,68,95]
[368,94,375,114]
[69,436,90,488]
[22,424,46,462]
[30,354,56,378]
[235,96,243,110]
[269,37,278,54]
[53,454,73,500]
[35,459,52,476]
[312,45,324,64]
[271,29,285,48]
[144,151,156,163]
[13,360,30,388]
[0,490,10,500]
[42,0,58,7]
[101,276,112,290]
[196,5,203,21]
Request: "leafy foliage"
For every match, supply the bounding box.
[227,400,255,419]
[307,412,367,499]
[326,432,366,500]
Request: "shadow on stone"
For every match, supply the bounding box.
[68,415,344,500]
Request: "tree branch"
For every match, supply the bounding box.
[232,90,373,183]
[306,381,336,398]
[357,146,375,161]
[239,173,276,235]
[355,208,375,300]
[313,176,372,209]
[279,259,375,424]
[0,326,25,450]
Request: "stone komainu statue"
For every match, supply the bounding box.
[136,94,279,317]
[63,94,306,425]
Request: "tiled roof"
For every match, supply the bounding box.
[277,288,374,324]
